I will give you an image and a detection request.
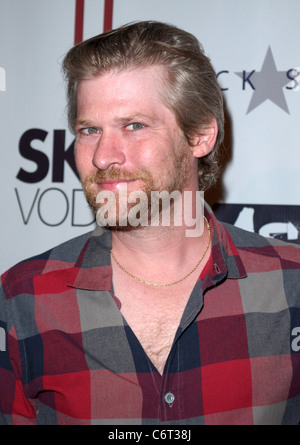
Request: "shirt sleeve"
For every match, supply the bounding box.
[0,278,37,425]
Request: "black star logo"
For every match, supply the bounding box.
[236,47,290,114]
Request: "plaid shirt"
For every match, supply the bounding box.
[1,207,300,425]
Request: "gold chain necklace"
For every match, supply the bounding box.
[110,216,211,288]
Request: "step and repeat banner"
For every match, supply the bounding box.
[0,0,299,273]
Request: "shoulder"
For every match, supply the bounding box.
[222,221,300,254]
[1,231,93,299]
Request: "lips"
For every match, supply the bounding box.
[98,179,139,191]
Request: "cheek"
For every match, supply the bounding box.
[137,135,171,167]
[74,144,95,179]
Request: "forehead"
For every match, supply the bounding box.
[77,65,168,109]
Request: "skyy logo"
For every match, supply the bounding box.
[236,47,297,114]
[15,129,95,227]
[217,47,300,114]
[213,203,300,245]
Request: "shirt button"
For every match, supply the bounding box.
[164,392,175,406]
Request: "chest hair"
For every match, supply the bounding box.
[117,283,193,374]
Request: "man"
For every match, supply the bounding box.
[0,21,299,425]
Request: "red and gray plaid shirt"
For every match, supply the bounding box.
[1,207,300,425]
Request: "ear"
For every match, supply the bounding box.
[189,118,218,158]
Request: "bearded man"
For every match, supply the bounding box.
[1,21,299,425]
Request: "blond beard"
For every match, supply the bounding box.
[82,145,191,231]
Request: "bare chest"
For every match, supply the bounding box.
[115,281,193,374]
[127,306,181,374]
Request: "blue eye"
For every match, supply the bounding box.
[83,127,100,135]
[127,123,144,131]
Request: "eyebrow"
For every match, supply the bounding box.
[75,114,160,129]
[74,119,96,128]
[118,113,159,124]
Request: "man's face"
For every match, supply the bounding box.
[74,65,197,229]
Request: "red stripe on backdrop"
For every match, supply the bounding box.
[74,0,114,45]
[103,0,114,32]
[74,0,84,45]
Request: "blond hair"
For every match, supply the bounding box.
[63,21,224,190]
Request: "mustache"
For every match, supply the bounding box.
[84,168,151,185]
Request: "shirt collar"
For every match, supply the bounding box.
[68,225,113,291]
[205,202,247,282]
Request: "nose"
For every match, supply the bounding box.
[92,131,126,170]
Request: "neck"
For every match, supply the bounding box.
[112,223,194,254]
[110,214,210,289]
[112,186,205,251]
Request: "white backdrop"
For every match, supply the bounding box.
[0,0,299,274]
